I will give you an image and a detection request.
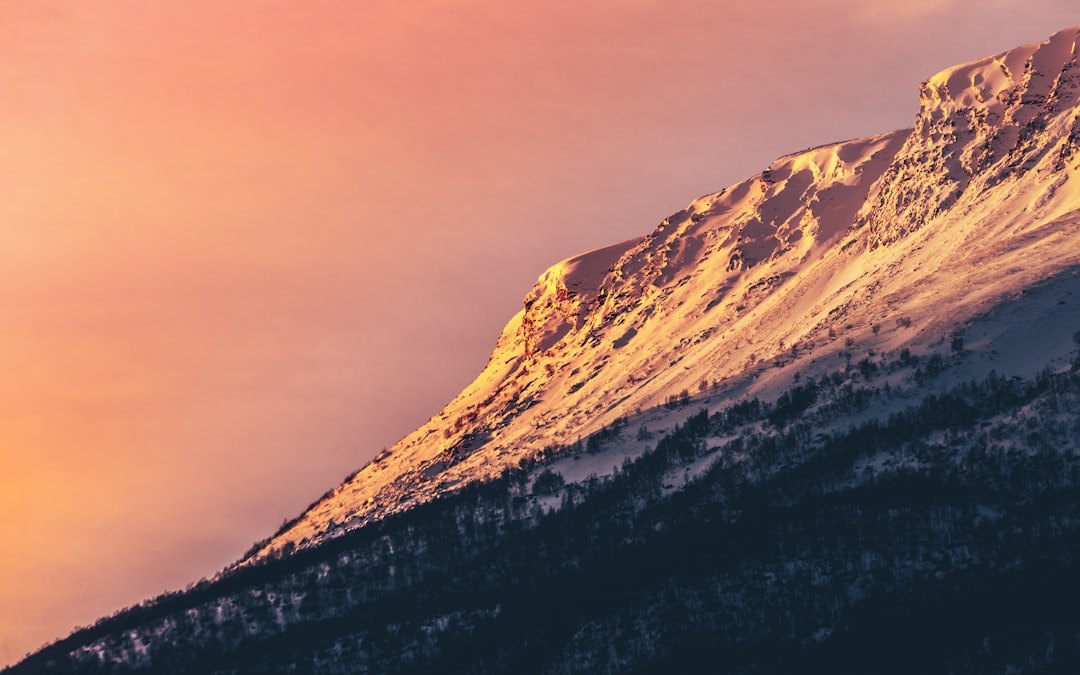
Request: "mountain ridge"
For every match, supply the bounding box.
[11,24,1080,675]
[246,25,1080,564]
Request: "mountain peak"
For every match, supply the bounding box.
[861,25,1080,249]
[920,25,1079,117]
[243,26,1080,565]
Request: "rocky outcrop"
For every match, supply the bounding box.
[862,26,1080,248]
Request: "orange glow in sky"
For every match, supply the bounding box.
[2,0,1077,665]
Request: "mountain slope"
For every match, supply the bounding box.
[10,25,1080,675]
[247,25,1080,563]
[14,330,1080,674]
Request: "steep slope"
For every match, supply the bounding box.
[14,306,1080,674]
[12,25,1080,675]
[249,25,1080,563]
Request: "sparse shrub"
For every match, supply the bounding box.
[665,389,691,409]
[951,332,965,355]
[767,380,819,427]
[857,357,879,380]
[916,353,947,382]
[898,348,918,368]
[532,469,565,496]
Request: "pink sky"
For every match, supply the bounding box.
[1,0,1076,665]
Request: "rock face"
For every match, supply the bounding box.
[863,26,1080,248]
[247,26,1080,564]
[12,26,1080,675]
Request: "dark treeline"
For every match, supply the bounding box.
[10,355,1080,674]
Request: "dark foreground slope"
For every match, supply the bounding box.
[10,329,1080,673]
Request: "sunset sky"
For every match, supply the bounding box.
[2,0,1077,665]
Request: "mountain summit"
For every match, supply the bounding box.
[12,25,1080,675]
[247,25,1080,563]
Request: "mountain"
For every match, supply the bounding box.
[244,24,1080,564]
[10,25,1080,674]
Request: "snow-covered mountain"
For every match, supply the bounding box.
[247,25,1080,563]
[11,25,1080,675]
